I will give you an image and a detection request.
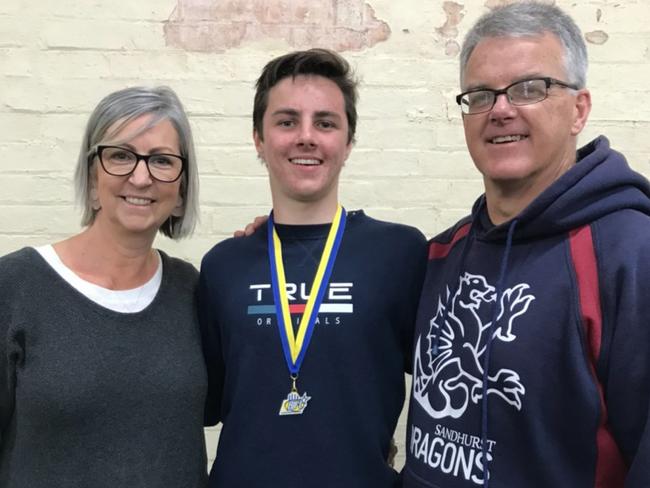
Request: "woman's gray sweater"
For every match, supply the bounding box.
[0,247,208,487]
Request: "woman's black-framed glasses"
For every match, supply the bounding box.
[96,145,186,183]
[456,77,579,115]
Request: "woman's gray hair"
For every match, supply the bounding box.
[74,85,199,239]
[459,2,588,89]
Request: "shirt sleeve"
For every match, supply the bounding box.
[0,264,21,447]
[197,258,225,427]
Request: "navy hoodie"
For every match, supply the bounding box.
[404,137,650,488]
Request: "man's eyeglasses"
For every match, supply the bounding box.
[96,145,186,183]
[456,77,579,115]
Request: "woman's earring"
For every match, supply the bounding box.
[90,188,101,211]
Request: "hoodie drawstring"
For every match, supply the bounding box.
[481,219,517,488]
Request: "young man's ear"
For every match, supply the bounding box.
[253,130,265,164]
[344,139,353,163]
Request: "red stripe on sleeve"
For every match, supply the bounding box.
[429,223,471,259]
[568,225,626,487]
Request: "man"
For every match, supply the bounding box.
[198,49,427,487]
[404,2,650,487]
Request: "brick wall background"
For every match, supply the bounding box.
[1,0,648,471]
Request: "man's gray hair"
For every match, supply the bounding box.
[74,86,199,239]
[459,1,588,89]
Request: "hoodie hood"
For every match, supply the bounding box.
[472,136,650,241]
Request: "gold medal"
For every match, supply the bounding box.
[278,374,311,415]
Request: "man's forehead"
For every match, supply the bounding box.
[471,32,561,52]
[462,32,565,88]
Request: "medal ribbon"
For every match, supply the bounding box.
[268,205,346,375]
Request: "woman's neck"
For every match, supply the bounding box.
[52,224,159,290]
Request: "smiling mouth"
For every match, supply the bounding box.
[123,196,154,206]
[490,135,529,144]
[290,158,322,166]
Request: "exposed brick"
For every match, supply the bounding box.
[445,40,460,57]
[164,0,390,52]
[259,0,334,24]
[436,1,464,39]
[484,0,554,8]
[586,30,609,45]
[335,0,364,27]
[164,20,248,53]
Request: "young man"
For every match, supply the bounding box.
[404,3,650,487]
[198,49,427,487]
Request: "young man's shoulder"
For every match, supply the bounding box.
[342,212,428,282]
[349,210,426,246]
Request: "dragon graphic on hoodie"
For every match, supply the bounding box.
[413,272,535,420]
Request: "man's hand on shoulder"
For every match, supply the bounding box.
[233,215,268,237]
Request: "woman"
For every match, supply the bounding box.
[0,86,207,487]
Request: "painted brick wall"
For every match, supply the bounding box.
[2,0,649,471]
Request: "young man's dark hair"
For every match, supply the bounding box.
[253,48,358,144]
